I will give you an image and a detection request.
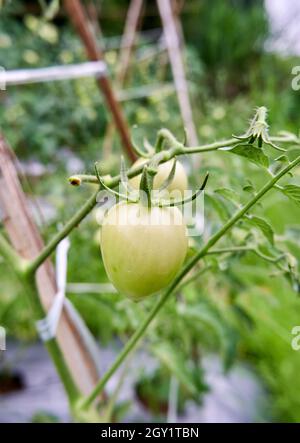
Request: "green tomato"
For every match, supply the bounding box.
[130,158,188,196]
[100,202,188,301]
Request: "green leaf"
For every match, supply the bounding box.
[151,342,201,396]
[205,192,231,222]
[246,215,274,245]
[178,302,237,371]
[214,187,240,205]
[281,185,300,208]
[227,144,269,168]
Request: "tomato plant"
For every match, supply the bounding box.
[2,108,300,422]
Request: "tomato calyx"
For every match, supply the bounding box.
[233,106,285,152]
[95,157,209,209]
[131,127,188,159]
[156,172,209,207]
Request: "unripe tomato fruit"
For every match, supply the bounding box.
[130,158,188,196]
[100,202,188,301]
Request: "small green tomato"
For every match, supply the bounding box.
[100,201,188,301]
[130,158,188,196]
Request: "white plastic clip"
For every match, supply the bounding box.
[36,237,70,342]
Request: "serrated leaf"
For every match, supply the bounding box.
[214,187,240,205]
[151,342,201,396]
[228,144,269,168]
[281,185,300,208]
[246,215,274,245]
[178,302,237,371]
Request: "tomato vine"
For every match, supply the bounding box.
[1,107,300,420]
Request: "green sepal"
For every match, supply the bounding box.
[120,156,136,194]
[139,165,153,208]
[158,172,209,207]
[95,162,137,203]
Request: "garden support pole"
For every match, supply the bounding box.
[0,135,101,398]
[156,0,199,147]
[116,0,144,86]
[64,0,137,162]
[86,0,102,38]
[102,0,144,157]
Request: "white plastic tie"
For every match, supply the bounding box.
[36,237,70,342]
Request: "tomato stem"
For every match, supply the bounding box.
[131,137,150,158]
[0,246,81,406]
[27,188,100,275]
[139,165,154,208]
[95,162,137,203]
[0,233,30,276]
[206,246,285,263]
[28,132,300,274]
[24,277,81,406]
[69,133,296,186]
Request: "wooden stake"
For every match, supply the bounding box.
[116,0,144,86]
[86,0,102,38]
[0,135,101,396]
[102,0,144,157]
[156,0,199,147]
[64,0,136,162]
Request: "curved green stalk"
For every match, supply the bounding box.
[158,172,209,207]
[27,188,100,274]
[68,138,238,186]
[95,162,137,203]
[19,271,80,405]
[0,233,29,274]
[206,246,285,263]
[68,132,296,186]
[0,234,80,403]
[131,137,149,158]
[176,264,212,292]
[177,246,285,291]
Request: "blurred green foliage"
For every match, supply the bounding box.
[185,0,269,95]
[1,0,300,423]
